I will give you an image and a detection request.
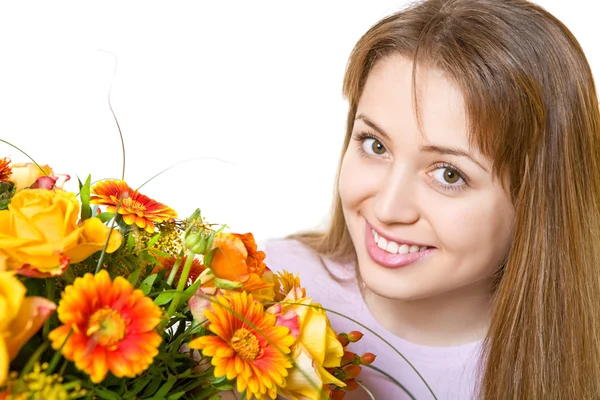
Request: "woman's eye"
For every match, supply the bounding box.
[431,166,464,185]
[362,138,387,155]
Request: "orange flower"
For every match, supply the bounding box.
[0,158,10,183]
[152,255,206,285]
[274,270,306,302]
[90,180,177,233]
[48,270,162,383]
[189,292,295,400]
[209,233,273,300]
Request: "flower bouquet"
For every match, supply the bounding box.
[0,156,376,399]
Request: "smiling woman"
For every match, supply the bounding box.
[340,56,514,315]
[262,0,600,399]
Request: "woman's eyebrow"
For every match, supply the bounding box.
[355,114,391,141]
[421,144,489,172]
[356,113,489,172]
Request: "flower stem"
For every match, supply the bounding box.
[46,329,73,374]
[166,251,196,317]
[166,250,184,286]
[95,213,120,275]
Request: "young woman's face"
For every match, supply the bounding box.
[339,55,515,301]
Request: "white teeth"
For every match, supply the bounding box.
[398,244,409,254]
[386,241,399,254]
[372,229,430,254]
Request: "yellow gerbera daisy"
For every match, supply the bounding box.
[189,292,295,400]
[90,180,177,233]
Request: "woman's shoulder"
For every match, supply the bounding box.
[261,237,355,279]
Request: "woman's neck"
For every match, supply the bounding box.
[361,278,492,347]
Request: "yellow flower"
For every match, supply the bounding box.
[0,189,122,277]
[268,272,345,400]
[48,270,162,383]
[0,264,56,386]
[189,292,295,400]
[8,162,53,192]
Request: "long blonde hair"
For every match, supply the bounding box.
[293,0,600,398]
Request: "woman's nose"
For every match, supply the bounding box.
[373,166,420,225]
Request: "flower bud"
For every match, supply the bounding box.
[343,379,359,392]
[343,365,362,380]
[342,351,356,363]
[359,352,376,365]
[330,389,345,400]
[337,333,349,347]
[185,232,208,254]
[347,331,363,343]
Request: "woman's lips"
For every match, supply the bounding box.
[364,221,434,269]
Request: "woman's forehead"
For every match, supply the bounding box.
[357,55,473,151]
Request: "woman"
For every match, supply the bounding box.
[263,0,600,398]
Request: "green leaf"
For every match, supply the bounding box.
[214,383,234,391]
[122,375,152,399]
[180,276,203,304]
[154,290,177,306]
[127,267,143,287]
[141,375,163,398]
[79,175,92,221]
[152,374,177,398]
[214,277,243,290]
[0,198,10,210]
[166,391,186,400]
[126,234,135,252]
[139,274,158,296]
[150,248,171,258]
[203,248,216,267]
[147,233,161,248]
[93,387,121,400]
[97,212,115,223]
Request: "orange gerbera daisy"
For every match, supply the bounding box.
[189,292,295,400]
[0,158,11,183]
[90,180,177,233]
[48,270,162,383]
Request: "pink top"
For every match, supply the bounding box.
[262,238,483,400]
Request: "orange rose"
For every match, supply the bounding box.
[208,232,273,300]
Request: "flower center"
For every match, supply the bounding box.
[229,328,260,361]
[86,307,126,347]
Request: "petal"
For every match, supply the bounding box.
[5,296,56,360]
[0,338,8,387]
[209,233,251,282]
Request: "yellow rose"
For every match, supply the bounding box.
[0,267,56,386]
[0,189,122,277]
[268,277,345,399]
[9,163,53,192]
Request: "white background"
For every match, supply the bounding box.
[0,1,597,242]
